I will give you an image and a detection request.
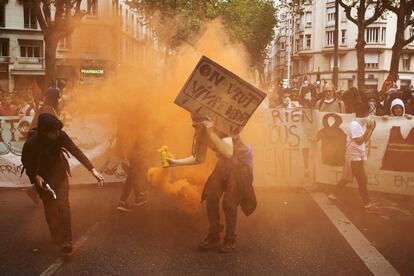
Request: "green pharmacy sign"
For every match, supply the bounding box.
[81,68,105,75]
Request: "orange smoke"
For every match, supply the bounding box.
[65,19,255,210]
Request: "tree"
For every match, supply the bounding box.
[21,0,95,89]
[130,0,219,53]
[384,0,414,80]
[219,0,276,85]
[130,0,277,84]
[338,0,386,92]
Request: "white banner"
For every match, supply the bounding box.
[315,112,414,196]
[243,107,414,196]
[0,115,127,188]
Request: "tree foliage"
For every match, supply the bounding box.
[384,0,414,79]
[130,0,277,71]
[338,0,387,92]
[20,0,95,88]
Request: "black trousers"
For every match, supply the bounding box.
[204,168,240,242]
[39,177,72,244]
[120,163,144,202]
[335,160,370,204]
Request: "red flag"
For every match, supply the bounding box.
[379,75,394,97]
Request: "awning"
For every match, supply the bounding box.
[10,70,45,76]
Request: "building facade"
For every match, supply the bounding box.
[269,0,414,91]
[0,0,156,93]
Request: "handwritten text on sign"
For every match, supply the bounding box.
[174,56,266,135]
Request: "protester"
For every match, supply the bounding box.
[402,89,414,115]
[18,92,36,117]
[365,93,385,116]
[116,139,148,212]
[21,113,104,255]
[31,87,62,128]
[315,83,345,113]
[342,87,361,113]
[0,94,19,116]
[328,102,376,209]
[168,114,256,253]
[383,98,413,120]
[299,86,315,109]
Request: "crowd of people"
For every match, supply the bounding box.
[0,90,36,117]
[269,81,414,118]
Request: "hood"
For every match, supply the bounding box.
[37,113,63,132]
[390,98,405,116]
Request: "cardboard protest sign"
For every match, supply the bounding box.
[174,56,267,135]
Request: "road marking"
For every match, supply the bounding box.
[311,192,400,276]
[39,222,103,276]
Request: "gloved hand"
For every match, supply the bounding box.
[91,168,105,188]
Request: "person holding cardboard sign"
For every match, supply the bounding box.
[167,113,256,253]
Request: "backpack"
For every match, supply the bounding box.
[21,131,71,178]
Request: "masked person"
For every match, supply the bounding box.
[328,102,376,209]
[168,114,256,253]
[31,87,63,128]
[21,113,104,255]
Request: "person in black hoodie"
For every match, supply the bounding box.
[22,113,104,255]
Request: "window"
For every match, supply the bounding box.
[24,5,37,29]
[305,12,312,26]
[403,55,410,70]
[299,15,304,30]
[87,0,98,15]
[19,40,42,58]
[306,34,311,49]
[131,13,134,33]
[280,42,285,50]
[341,30,346,44]
[365,53,379,69]
[295,38,299,52]
[366,27,386,44]
[299,35,303,50]
[341,8,347,22]
[0,39,9,56]
[59,36,72,49]
[0,3,5,27]
[327,7,335,26]
[326,31,334,46]
[126,9,129,31]
[136,18,140,38]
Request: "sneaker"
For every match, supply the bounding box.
[117,201,133,212]
[61,242,73,255]
[328,194,338,202]
[364,202,376,210]
[219,240,236,253]
[198,234,220,251]
[133,196,148,207]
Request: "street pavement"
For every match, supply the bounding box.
[0,184,413,276]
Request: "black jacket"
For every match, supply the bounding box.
[21,131,94,184]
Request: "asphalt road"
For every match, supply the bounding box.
[0,184,413,276]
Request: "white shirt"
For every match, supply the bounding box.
[346,119,366,161]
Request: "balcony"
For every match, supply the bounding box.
[13,57,45,71]
[0,56,11,63]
